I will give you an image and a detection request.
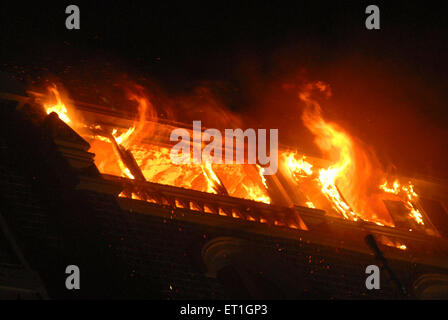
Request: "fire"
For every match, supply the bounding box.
[130,145,207,191]
[110,128,137,180]
[377,235,408,250]
[305,201,315,208]
[42,84,71,123]
[318,166,358,220]
[280,82,363,222]
[248,165,271,204]
[379,180,401,195]
[282,81,425,227]
[285,152,313,178]
[284,81,426,228]
[35,81,424,230]
[215,163,270,204]
[284,149,364,218]
[112,127,135,145]
[299,83,363,221]
[242,184,271,204]
[201,161,227,195]
[35,83,270,204]
[380,180,424,225]
[130,144,271,203]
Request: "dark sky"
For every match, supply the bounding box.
[1,0,448,179]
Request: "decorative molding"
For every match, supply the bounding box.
[201,237,247,278]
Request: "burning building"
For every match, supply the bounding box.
[1,77,448,300]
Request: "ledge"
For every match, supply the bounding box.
[110,177,448,270]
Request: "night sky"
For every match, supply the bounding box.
[1,0,448,179]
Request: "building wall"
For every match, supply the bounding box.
[1,96,448,299]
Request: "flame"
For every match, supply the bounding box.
[130,144,271,203]
[377,235,408,250]
[249,165,271,204]
[42,84,72,123]
[119,91,156,148]
[112,127,135,145]
[36,83,271,204]
[201,161,226,195]
[285,152,313,178]
[318,166,358,220]
[281,82,399,226]
[36,81,425,230]
[380,180,424,225]
[305,201,315,208]
[29,78,432,232]
[123,168,135,180]
[298,82,364,221]
[92,88,157,180]
[257,165,269,189]
[242,185,271,204]
[282,81,425,228]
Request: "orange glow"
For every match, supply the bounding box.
[305,201,315,208]
[202,161,226,195]
[34,81,425,231]
[36,83,270,205]
[42,84,72,123]
[284,152,313,178]
[296,82,382,223]
[377,235,408,250]
[131,144,271,203]
[380,180,424,225]
[113,127,135,145]
[282,81,417,227]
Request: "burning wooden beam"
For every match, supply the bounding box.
[109,133,146,182]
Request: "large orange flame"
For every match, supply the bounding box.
[42,84,72,124]
[286,82,396,225]
[34,81,428,229]
[282,81,425,227]
[36,83,270,204]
